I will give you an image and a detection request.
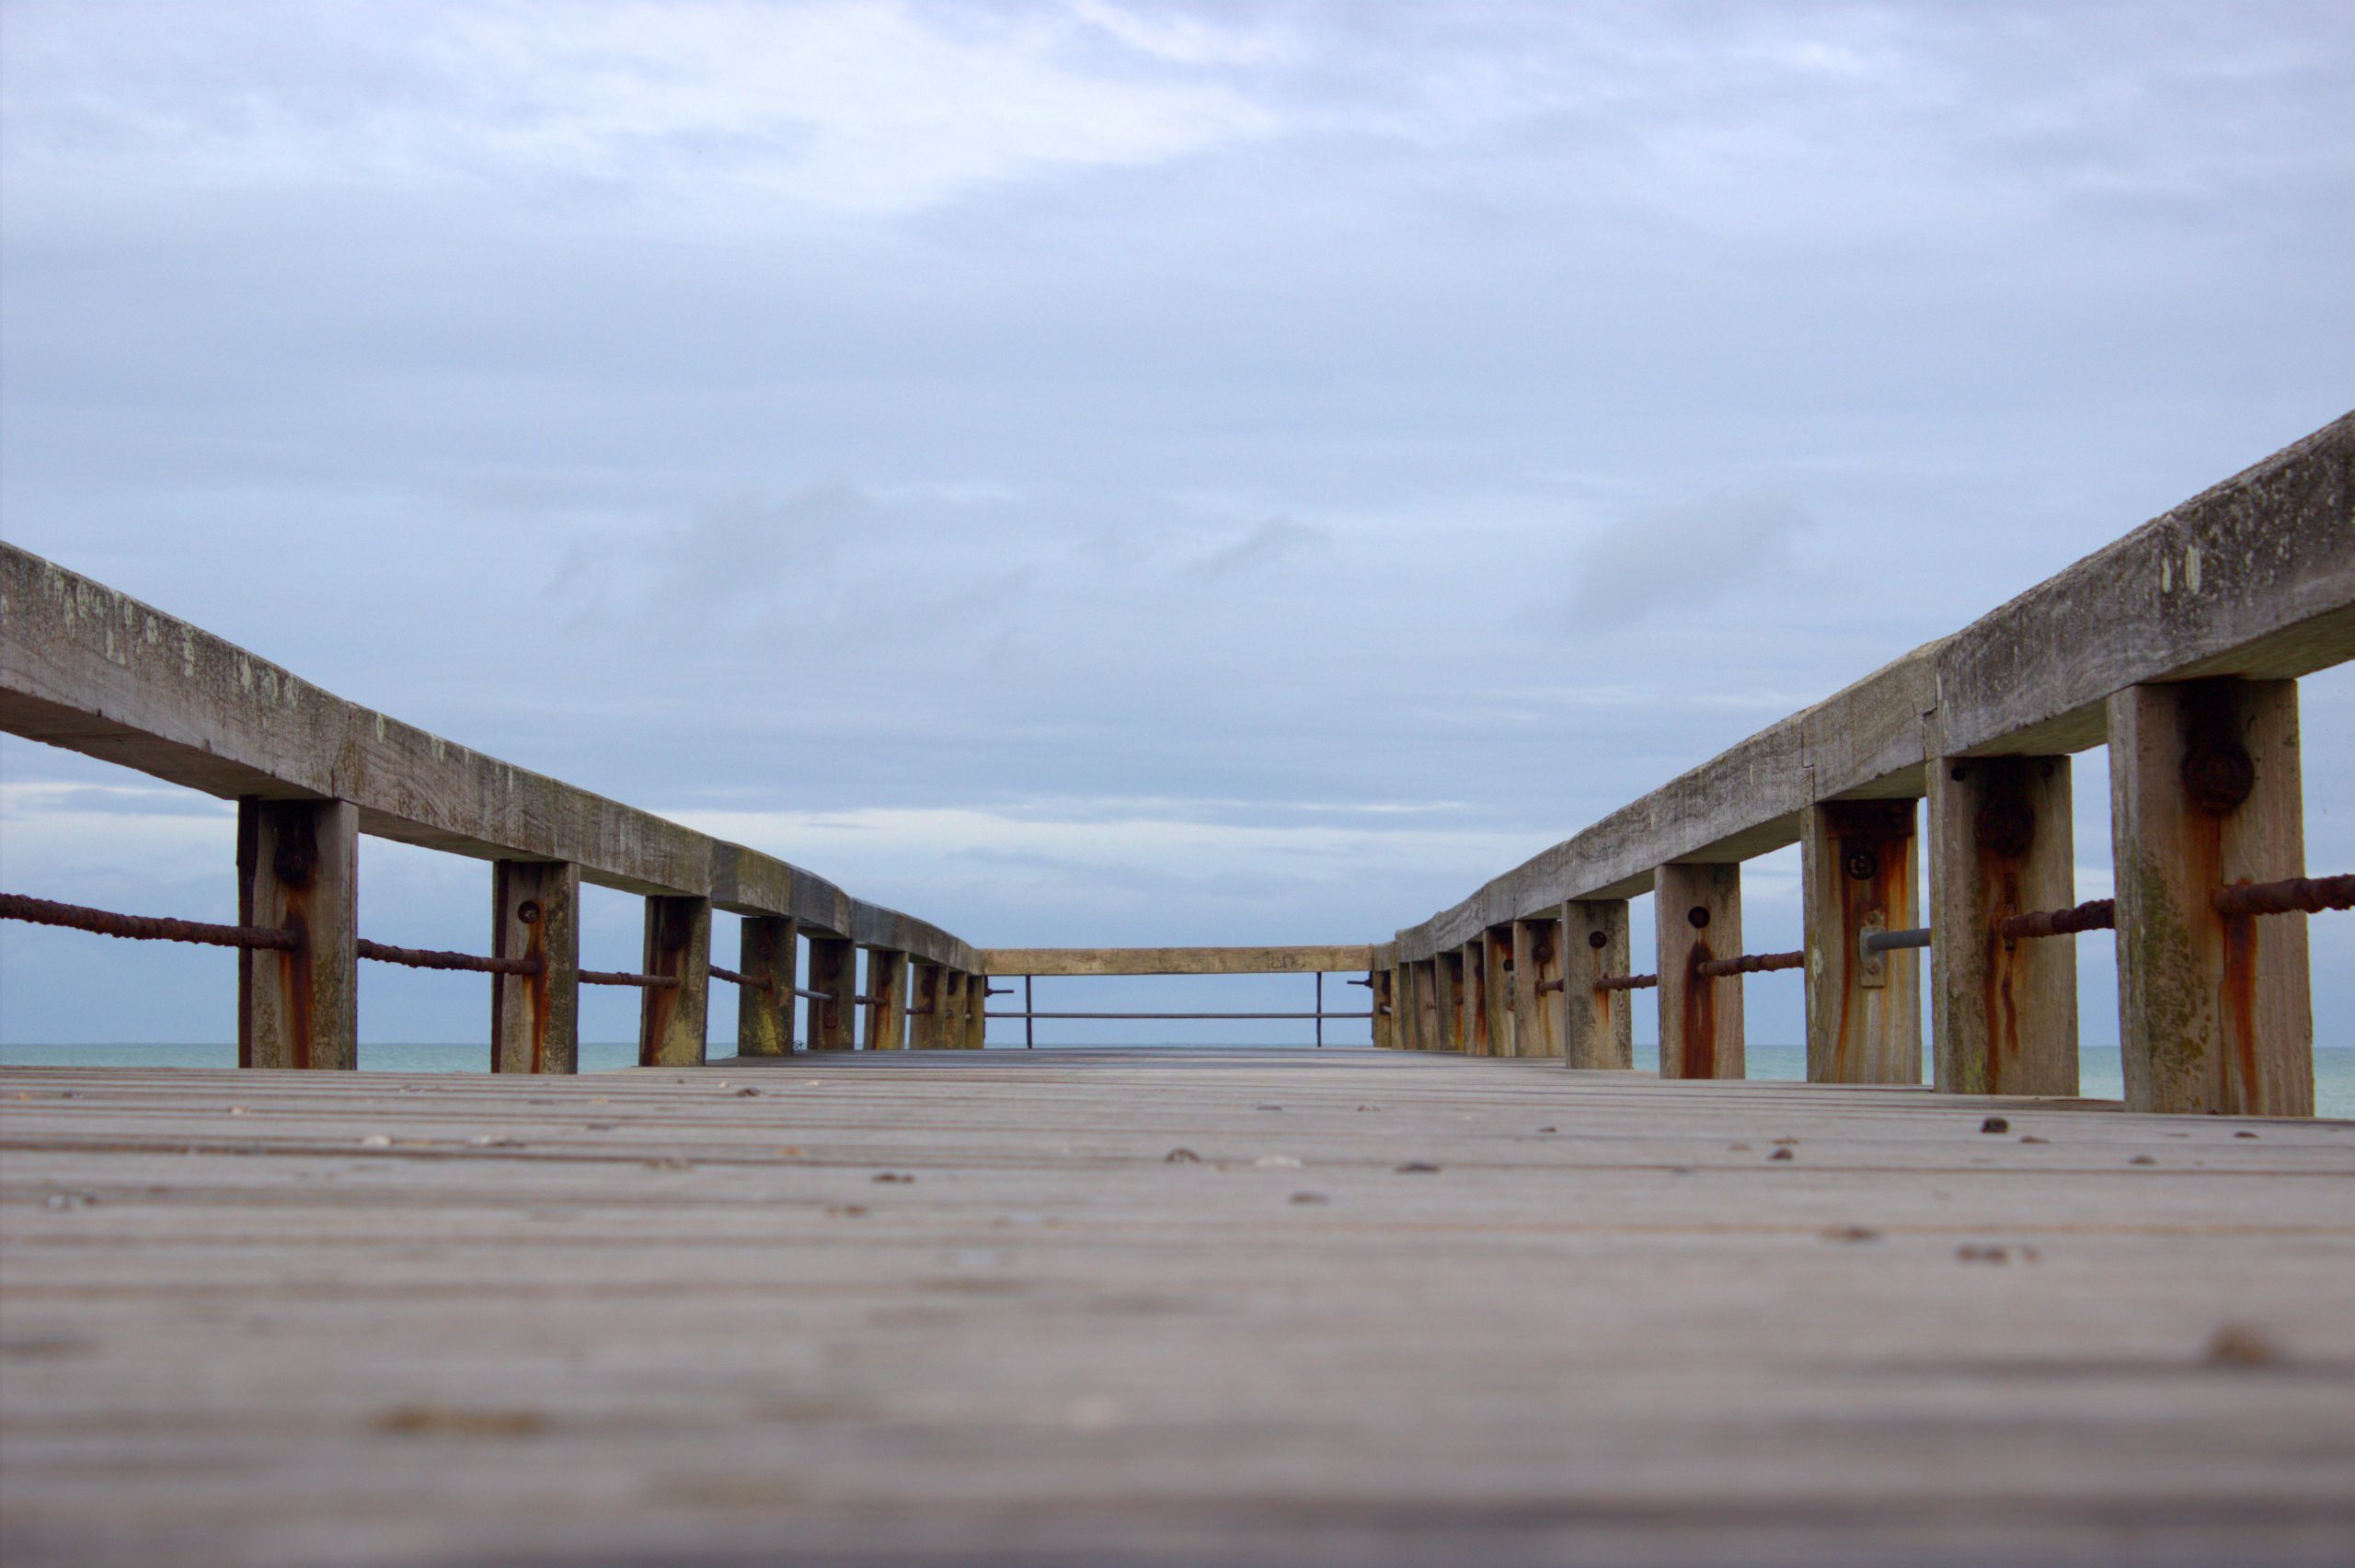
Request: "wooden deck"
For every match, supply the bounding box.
[4,1048,2353,1567]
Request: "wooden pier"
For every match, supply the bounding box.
[3,415,2354,1564]
[1381,412,2354,1116]
[6,1047,2354,1567]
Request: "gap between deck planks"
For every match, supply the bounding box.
[4,1049,2353,1568]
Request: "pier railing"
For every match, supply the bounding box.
[6,414,2350,1106]
[977,946,1378,1047]
[0,544,987,1069]
[1378,411,2355,1116]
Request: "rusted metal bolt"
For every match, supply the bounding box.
[517,901,542,926]
[1686,906,1711,930]
[2182,738,2255,816]
[1588,930,1608,950]
[1844,849,1879,882]
[1974,795,2036,860]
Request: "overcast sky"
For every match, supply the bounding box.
[3,0,2349,1052]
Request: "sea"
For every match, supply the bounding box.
[3,1038,2350,1116]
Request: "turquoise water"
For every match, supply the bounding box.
[2,1038,2349,1116]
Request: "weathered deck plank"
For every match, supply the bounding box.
[3,1049,2352,1567]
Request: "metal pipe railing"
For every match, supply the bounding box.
[1,891,299,952]
[1694,949,1804,979]
[580,968,678,990]
[357,938,541,978]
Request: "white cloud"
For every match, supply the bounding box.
[670,799,1534,894]
[3,1,2350,1046]
[1066,0,1291,68]
[0,0,1281,217]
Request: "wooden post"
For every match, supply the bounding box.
[2110,678,2313,1116]
[807,936,855,1050]
[1561,899,1633,1070]
[908,961,944,1049]
[1372,968,1397,1049]
[864,949,909,1050]
[965,972,989,1048]
[1655,864,1743,1080]
[1459,941,1490,1056]
[1802,800,1923,1084]
[1433,952,1465,1053]
[1416,959,1443,1050]
[1394,963,1421,1050]
[1929,756,2077,1095]
[934,968,963,1049]
[1482,928,1514,1057]
[736,915,798,1059]
[1510,918,1564,1059]
[491,859,579,1074]
[236,797,359,1070]
[638,896,710,1069]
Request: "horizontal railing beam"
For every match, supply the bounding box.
[0,545,977,972]
[987,1010,1375,1021]
[982,946,1377,977]
[1396,411,2355,961]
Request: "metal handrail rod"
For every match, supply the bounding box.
[986,1010,1374,1022]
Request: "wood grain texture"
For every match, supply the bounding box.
[2109,680,2313,1116]
[1560,900,1633,1071]
[3,1050,2351,1568]
[491,859,580,1074]
[933,969,964,1051]
[1510,919,1564,1059]
[1433,952,1465,1054]
[1461,942,1492,1058]
[962,971,989,1050]
[638,897,710,1070]
[1656,864,1744,1081]
[733,916,797,1059]
[863,950,909,1052]
[806,937,855,1052]
[236,797,358,1070]
[1397,961,1429,1051]
[1930,757,2077,1096]
[1801,800,1922,1085]
[982,946,1377,977]
[907,963,945,1051]
[1484,929,1517,1058]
